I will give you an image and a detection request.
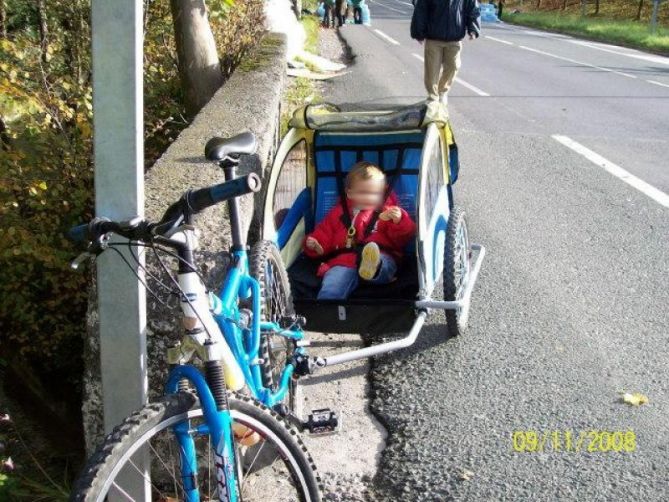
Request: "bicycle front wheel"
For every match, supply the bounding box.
[71,392,321,502]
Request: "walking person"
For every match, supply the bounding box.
[411,0,481,105]
[323,0,336,28]
[497,0,504,20]
[352,0,365,24]
[336,0,347,26]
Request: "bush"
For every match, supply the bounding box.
[0,0,267,487]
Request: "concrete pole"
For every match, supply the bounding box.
[91,0,148,498]
[650,0,660,34]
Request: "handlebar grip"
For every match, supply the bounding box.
[67,223,90,243]
[66,217,121,244]
[188,173,262,213]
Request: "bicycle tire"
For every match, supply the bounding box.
[443,206,471,337]
[70,392,321,502]
[249,240,297,411]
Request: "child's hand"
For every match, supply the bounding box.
[306,237,324,255]
[380,206,402,224]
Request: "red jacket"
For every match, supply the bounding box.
[303,193,416,277]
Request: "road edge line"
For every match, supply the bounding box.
[485,35,514,46]
[454,77,490,96]
[373,29,401,46]
[519,45,637,79]
[552,135,669,208]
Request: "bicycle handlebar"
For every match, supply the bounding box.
[67,173,262,245]
[187,172,261,213]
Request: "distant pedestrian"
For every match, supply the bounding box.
[323,0,336,28]
[497,0,504,20]
[336,0,347,26]
[411,0,481,104]
[351,0,365,24]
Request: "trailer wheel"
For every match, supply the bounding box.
[249,240,297,413]
[443,206,471,337]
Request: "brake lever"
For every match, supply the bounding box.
[70,233,110,271]
[71,251,94,270]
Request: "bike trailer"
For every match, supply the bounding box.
[261,102,484,339]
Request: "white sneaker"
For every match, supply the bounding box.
[358,242,381,281]
[439,93,449,105]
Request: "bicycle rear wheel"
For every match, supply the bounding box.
[249,240,297,412]
[71,392,321,502]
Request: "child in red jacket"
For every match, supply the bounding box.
[303,161,416,300]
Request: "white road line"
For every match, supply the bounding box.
[512,28,571,40]
[394,0,414,6]
[368,0,408,14]
[647,79,669,88]
[568,40,669,66]
[552,135,669,208]
[373,29,401,45]
[454,77,490,96]
[519,45,637,79]
[485,35,514,45]
[412,53,490,96]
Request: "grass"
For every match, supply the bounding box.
[503,1,669,54]
[280,14,323,135]
[302,14,321,54]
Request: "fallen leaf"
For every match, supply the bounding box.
[459,469,474,481]
[621,392,649,406]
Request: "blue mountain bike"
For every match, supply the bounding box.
[68,133,321,501]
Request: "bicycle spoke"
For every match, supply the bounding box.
[208,434,212,501]
[124,455,166,499]
[240,439,270,494]
[110,480,137,501]
[166,436,182,500]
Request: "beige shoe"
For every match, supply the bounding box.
[358,242,381,281]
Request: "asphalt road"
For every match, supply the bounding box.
[321,3,669,501]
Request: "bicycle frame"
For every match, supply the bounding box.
[211,248,306,408]
[157,181,306,500]
[161,248,305,501]
[169,165,304,408]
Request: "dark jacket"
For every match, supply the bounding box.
[411,0,481,42]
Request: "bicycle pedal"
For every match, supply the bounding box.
[304,408,339,435]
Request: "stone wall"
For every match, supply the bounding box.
[82,33,287,451]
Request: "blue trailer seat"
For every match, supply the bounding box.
[312,131,424,252]
[286,131,424,302]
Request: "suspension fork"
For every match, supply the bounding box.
[166,364,240,502]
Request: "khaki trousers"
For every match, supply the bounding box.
[423,39,462,102]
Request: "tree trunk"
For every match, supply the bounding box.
[37,0,49,64]
[636,0,644,20]
[562,0,567,10]
[169,0,224,118]
[594,0,599,14]
[0,0,7,38]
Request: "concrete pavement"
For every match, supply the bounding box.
[321,3,669,500]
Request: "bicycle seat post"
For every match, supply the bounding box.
[221,161,245,252]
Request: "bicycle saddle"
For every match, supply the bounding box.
[205,131,257,162]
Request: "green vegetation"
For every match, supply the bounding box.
[281,13,323,136]
[303,14,321,54]
[0,0,264,494]
[282,77,319,136]
[302,0,321,12]
[506,11,669,54]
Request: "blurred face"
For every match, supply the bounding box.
[346,178,386,210]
